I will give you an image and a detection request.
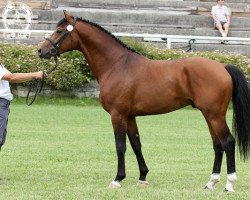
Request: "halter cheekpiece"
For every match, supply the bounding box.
[45,17,77,56]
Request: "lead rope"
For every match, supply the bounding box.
[26,55,58,106]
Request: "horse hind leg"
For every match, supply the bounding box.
[204,120,223,190]
[204,113,237,192]
[204,141,224,190]
[127,117,149,186]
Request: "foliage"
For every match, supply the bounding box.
[0,39,249,91]
[0,42,88,90]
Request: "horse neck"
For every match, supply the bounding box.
[75,21,129,83]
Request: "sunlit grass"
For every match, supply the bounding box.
[0,100,249,199]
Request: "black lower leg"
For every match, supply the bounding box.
[136,151,149,181]
[127,118,148,181]
[130,138,149,181]
[114,132,126,182]
[212,139,224,174]
[222,134,236,174]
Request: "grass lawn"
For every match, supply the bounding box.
[0,97,249,200]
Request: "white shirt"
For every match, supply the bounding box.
[0,64,13,101]
[211,5,230,23]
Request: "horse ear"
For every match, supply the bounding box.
[63,10,73,23]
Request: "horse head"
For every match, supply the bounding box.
[38,10,78,59]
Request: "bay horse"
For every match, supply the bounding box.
[38,11,250,192]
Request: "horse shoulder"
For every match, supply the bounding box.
[98,65,136,115]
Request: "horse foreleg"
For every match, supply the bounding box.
[127,117,149,186]
[109,113,127,188]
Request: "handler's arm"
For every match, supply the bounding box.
[2,71,43,83]
[211,14,219,23]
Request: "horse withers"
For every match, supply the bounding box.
[38,10,250,192]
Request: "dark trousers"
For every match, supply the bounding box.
[0,98,10,149]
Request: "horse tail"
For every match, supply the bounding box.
[225,64,250,160]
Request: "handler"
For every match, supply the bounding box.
[0,63,43,150]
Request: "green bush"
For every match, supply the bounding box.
[0,42,89,90]
[0,39,249,91]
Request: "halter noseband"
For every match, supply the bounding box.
[45,17,77,56]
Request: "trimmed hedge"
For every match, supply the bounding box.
[0,39,249,90]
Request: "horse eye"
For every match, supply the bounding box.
[57,30,63,34]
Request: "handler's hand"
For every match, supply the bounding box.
[35,71,44,79]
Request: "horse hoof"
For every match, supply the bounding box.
[204,184,214,190]
[109,180,121,189]
[204,185,214,190]
[224,188,235,193]
[204,186,211,190]
[137,180,149,186]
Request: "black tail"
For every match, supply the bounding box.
[226,64,250,160]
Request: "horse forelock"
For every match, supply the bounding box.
[57,18,68,27]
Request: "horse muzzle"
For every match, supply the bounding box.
[38,48,57,59]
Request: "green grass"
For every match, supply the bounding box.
[12,96,100,106]
[0,99,249,200]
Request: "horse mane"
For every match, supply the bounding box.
[57,18,139,54]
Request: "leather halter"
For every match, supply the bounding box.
[45,17,77,56]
